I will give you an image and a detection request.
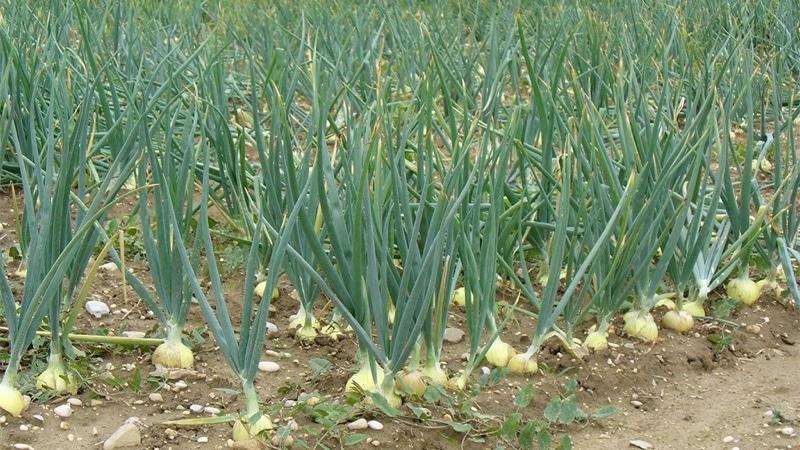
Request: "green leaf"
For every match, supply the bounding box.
[423,385,444,403]
[309,358,333,377]
[592,405,620,419]
[543,398,562,423]
[564,379,578,393]
[365,392,400,417]
[559,397,578,424]
[519,423,536,449]
[407,404,431,420]
[500,413,522,440]
[343,433,367,446]
[514,382,534,408]
[557,435,573,450]
[446,421,472,434]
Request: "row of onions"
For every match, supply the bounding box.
[0,0,798,445]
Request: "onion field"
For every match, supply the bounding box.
[0,1,799,449]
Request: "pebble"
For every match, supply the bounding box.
[745,324,761,334]
[67,398,83,407]
[54,404,73,418]
[197,437,209,443]
[630,401,643,408]
[85,300,111,318]
[629,440,653,450]
[99,262,118,272]
[13,444,34,450]
[347,418,368,430]
[266,322,278,334]
[722,436,734,443]
[172,380,188,391]
[32,415,44,422]
[443,327,465,344]
[480,367,491,375]
[165,428,178,440]
[203,406,221,415]
[103,423,141,449]
[371,441,380,447]
[20,425,29,431]
[60,422,69,430]
[189,404,204,413]
[258,361,280,373]
[148,393,164,403]
[92,427,98,436]
[780,427,795,436]
[367,420,384,431]
[67,434,75,441]
[0,415,6,424]
[284,400,297,408]
[90,399,104,407]
[122,331,146,339]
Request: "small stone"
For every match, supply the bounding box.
[745,324,761,334]
[258,361,280,373]
[371,441,380,447]
[722,436,734,443]
[19,424,29,431]
[266,322,278,334]
[92,427,99,436]
[284,400,297,408]
[0,415,6,424]
[85,300,111,318]
[165,428,178,440]
[204,406,221,415]
[99,262,118,272]
[90,399,104,407]
[367,420,384,430]
[629,440,653,450]
[347,418,368,430]
[103,423,141,449]
[60,422,69,430]
[172,380,188,391]
[67,398,83,407]
[13,444,34,450]
[443,327,465,344]
[197,437,209,443]
[54,404,73,418]
[22,395,31,411]
[630,400,643,408]
[780,427,795,436]
[287,420,299,431]
[67,434,75,442]
[122,331,146,339]
[480,366,491,375]
[148,393,164,403]
[32,414,44,422]
[189,404,204,413]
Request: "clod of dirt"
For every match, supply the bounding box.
[102,423,141,449]
[443,327,465,344]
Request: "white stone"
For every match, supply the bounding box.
[443,327,465,344]
[629,440,653,450]
[122,331,146,339]
[480,366,491,375]
[189,404,204,413]
[32,415,44,422]
[99,262,118,272]
[67,398,83,407]
[103,423,141,449]
[722,436,734,443]
[148,393,163,403]
[203,407,221,415]
[266,322,278,334]
[367,420,384,431]
[346,418,368,430]
[780,427,795,436]
[172,380,188,391]
[197,437,209,443]
[258,361,280,373]
[53,404,73,418]
[85,300,111,318]
[13,444,34,450]
[19,424,29,431]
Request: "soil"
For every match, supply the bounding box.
[1,189,799,450]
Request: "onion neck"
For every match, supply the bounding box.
[242,380,260,418]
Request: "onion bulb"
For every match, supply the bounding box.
[345,364,383,394]
[0,379,24,417]
[320,321,344,339]
[295,325,318,343]
[421,364,448,386]
[35,354,78,393]
[254,281,279,300]
[396,369,426,397]
[681,300,705,317]
[447,373,467,390]
[583,328,608,352]
[232,414,273,441]
[484,338,517,367]
[623,310,658,342]
[451,287,465,307]
[727,277,762,305]
[288,310,319,330]
[507,354,538,374]
[661,310,694,333]
[152,336,194,369]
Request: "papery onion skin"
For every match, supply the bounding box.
[661,310,694,333]
[484,339,516,367]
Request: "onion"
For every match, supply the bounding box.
[232,414,273,442]
[727,277,762,305]
[0,379,24,417]
[451,287,465,307]
[623,310,658,342]
[661,310,694,333]
[295,325,318,343]
[507,354,538,374]
[152,337,194,369]
[254,281,279,300]
[447,373,467,390]
[396,369,426,397]
[345,364,383,394]
[421,364,448,386]
[681,300,705,317]
[484,338,516,367]
[35,354,78,393]
[583,328,608,352]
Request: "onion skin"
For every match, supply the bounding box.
[661,310,694,333]
[396,369,426,397]
[452,287,465,307]
[152,339,194,369]
[295,325,318,343]
[507,354,538,374]
[35,363,78,394]
[345,365,383,394]
[232,415,273,442]
[447,374,467,390]
[421,364,448,386]
[681,300,705,317]
[484,339,517,367]
[0,381,24,417]
[584,329,608,352]
[254,281,279,300]
[623,310,658,342]
[727,278,762,305]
